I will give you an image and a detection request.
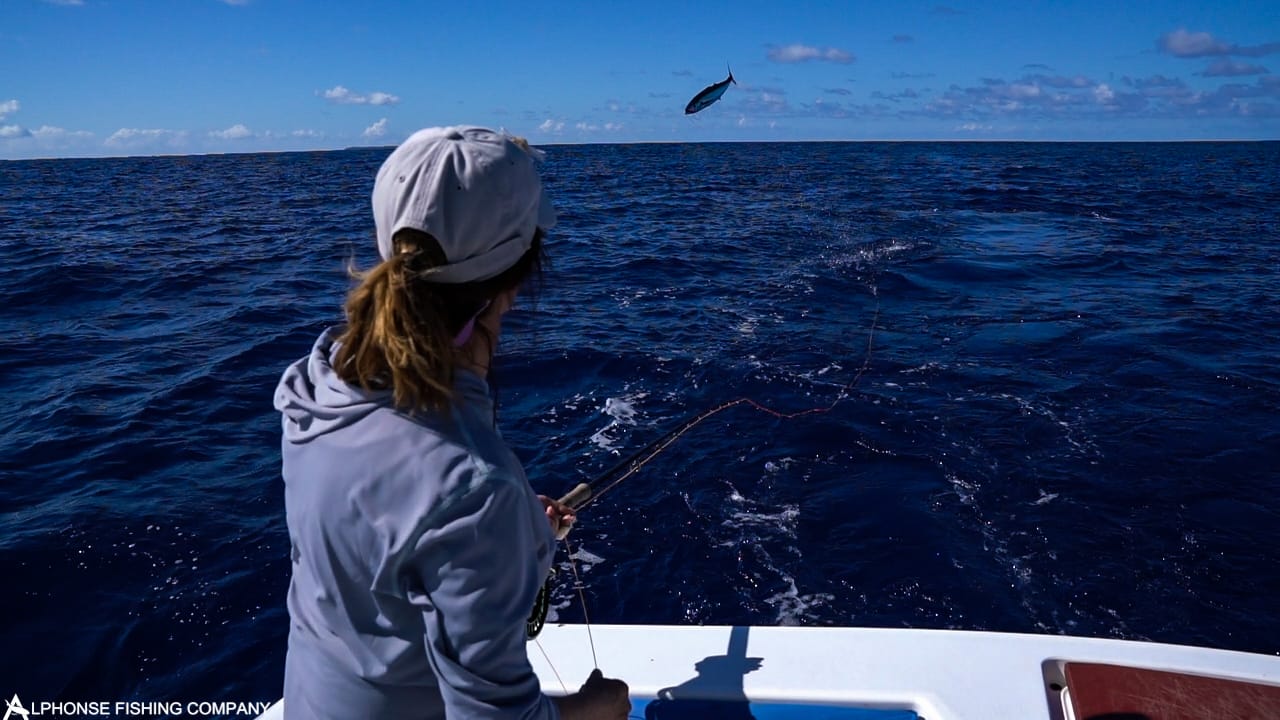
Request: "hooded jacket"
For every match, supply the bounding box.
[274,328,558,720]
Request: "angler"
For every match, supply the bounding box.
[273,126,630,720]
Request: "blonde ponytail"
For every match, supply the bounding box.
[333,228,545,413]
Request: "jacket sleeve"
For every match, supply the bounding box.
[402,465,560,720]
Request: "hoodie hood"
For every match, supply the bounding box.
[274,328,388,443]
[274,328,497,444]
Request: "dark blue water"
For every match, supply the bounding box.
[3,142,1279,709]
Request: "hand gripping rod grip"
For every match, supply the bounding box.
[554,483,593,540]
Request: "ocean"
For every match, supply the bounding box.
[2,141,1278,710]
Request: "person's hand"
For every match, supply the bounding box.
[579,669,629,718]
[552,669,629,720]
[537,495,576,536]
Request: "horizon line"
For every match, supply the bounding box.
[4,136,1279,162]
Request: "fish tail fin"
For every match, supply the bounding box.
[728,64,737,84]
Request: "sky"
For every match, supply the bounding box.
[2,0,1279,159]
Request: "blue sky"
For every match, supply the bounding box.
[2,0,1279,158]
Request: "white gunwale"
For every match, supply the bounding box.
[257,624,1280,719]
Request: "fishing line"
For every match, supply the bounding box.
[529,540,597,691]
[570,292,880,513]
[562,538,599,668]
[532,638,568,695]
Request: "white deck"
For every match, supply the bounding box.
[259,624,1280,719]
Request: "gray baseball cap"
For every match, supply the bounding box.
[371,126,556,283]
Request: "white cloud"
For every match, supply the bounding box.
[1032,75,1092,89]
[362,118,388,138]
[767,44,855,64]
[1125,75,1185,91]
[917,70,1280,121]
[1159,29,1280,58]
[1203,60,1271,77]
[292,129,322,138]
[323,86,356,102]
[221,0,250,4]
[0,99,18,121]
[1009,83,1041,99]
[210,123,252,140]
[871,88,920,103]
[322,85,401,105]
[105,128,188,147]
[42,0,84,5]
[1,125,98,160]
[574,121,621,132]
[747,89,790,114]
[802,97,855,119]
[538,118,564,133]
[956,123,993,131]
[1160,29,1234,58]
[31,125,93,139]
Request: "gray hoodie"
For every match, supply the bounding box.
[274,328,559,720]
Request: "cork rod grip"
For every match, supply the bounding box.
[558,482,593,510]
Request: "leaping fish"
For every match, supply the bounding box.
[684,67,737,115]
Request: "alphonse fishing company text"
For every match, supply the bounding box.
[4,695,272,718]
